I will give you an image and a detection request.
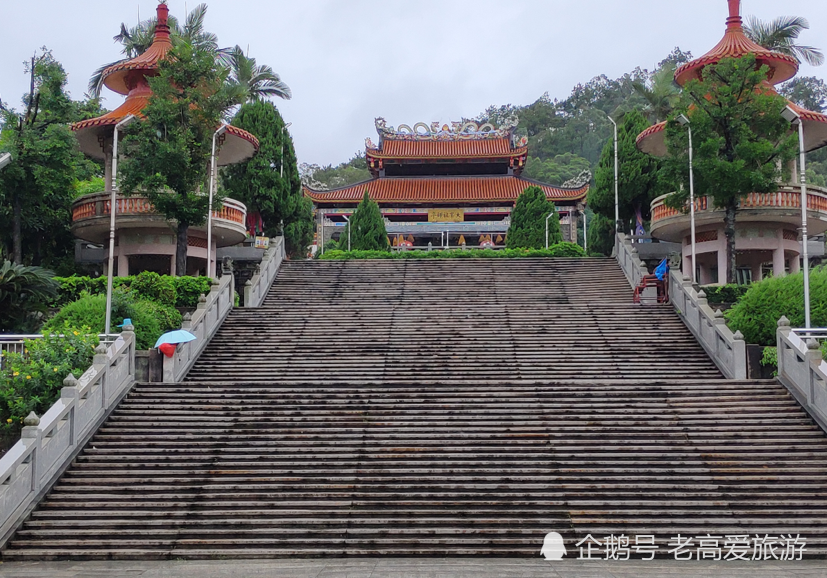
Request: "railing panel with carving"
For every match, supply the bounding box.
[72,194,247,229]
[651,187,827,225]
[0,329,136,547]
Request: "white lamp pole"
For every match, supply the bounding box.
[280,122,292,180]
[782,106,811,329]
[207,124,229,279]
[677,114,697,285]
[342,214,351,251]
[583,210,588,253]
[545,212,555,249]
[105,114,136,338]
[606,115,619,233]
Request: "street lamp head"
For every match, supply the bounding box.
[115,114,136,130]
[0,152,11,170]
[284,122,292,130]
[215,124,229,136]
[676,114,691,127]
[781,106,801,125]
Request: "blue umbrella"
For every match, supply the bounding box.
[154,330,196,349]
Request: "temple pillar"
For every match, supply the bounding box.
[790,252,801,274]
[103,148,113,193]
[169,255,176,277]
[117,252,129,276]
[751,263,762,283]
[717,246,728,285]
[772,248,785,277]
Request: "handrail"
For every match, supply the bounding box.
[243,236,286,308]
[777,317,827,433]
[163,269,235,382]
[0,326,136,547]
[72,193,247,227]
[615,233,649,290]
[615,233,747,379]
[668,270,747,379]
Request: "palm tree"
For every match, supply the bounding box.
[226,46,292,103]
[88,3,224,98]
[744,15,824,66]
[632,64,681,123]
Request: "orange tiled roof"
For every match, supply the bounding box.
[675,0,797,87]
[635,121,666,147]
[369,138,525,159]
[101,3,173,95]
[305,176,588,204]
[71,88,151,132]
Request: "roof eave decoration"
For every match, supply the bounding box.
[674,0,798,87]
[303,176,588,204]
[373,117,525,147]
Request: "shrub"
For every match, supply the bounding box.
[173,276,212,308]
[44,289,179,350]
[0,322,97,446]
[319,244,589,260]
[53,275,211,308]
[348,191,389,251]
[726,267,827,346]
[131,271,177,307]
[702,284,749,304]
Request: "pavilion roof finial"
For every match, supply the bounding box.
[155,2,171,39]
[727,0,743,30]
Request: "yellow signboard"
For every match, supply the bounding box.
[428,209,464,223]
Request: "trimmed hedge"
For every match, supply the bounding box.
[701,284,749,304]
[319,243,588,261]
[52,274,211,308]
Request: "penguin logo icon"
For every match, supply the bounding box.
[540,532,567,560]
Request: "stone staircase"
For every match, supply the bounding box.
[5,258,827,559]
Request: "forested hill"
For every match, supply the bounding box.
[300,46,827,192]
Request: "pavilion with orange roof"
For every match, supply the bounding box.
[70,2,259,276]
[305,118,589,250]
[637,0,827,285]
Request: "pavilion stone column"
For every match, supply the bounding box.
[103,146,113,193]
[789,248,801,273]
[751,263,762,283]
[772,228,786,277]
[716,243,728,285]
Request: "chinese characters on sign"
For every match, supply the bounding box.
[428,209,464,223]
[572,534,806,561]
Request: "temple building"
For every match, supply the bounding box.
[70,2,258,276]
[637,0,827,284]
[305,119,589,250]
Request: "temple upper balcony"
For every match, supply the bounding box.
[649,184,827,284]
[71,192,247,276]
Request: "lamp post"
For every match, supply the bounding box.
[545,212,555,249]
[342,214,351,251]
[280,122,292,179]
[0,152,11,170]
[207,124,229,279]
[782,106,811,329]
[104,114,136,339]
[583,210,588,253]
[606,114,619,233]
[676,114,697,285]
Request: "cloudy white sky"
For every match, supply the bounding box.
[2,0,826,167]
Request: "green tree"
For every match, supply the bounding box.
[780,76,827,113]
[346,191,389,251]
[744,15,824,66]
[662,55,797,284]
[632,64,681,123]
[506,186,560,249]
[119,43,228,276]
[285,197,314,257]
[522,153,591,185]
[225,46,292,103]
[587,213,615,257]
[0,50,98,268]
[223,100,308,254]
[300,153,371,191]
[0,260,59,332]
[589,109,662,235]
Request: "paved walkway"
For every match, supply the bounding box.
[0,559,825,578]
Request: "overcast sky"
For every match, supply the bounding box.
[2,0,826,167]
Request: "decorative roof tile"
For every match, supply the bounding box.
[305,176,588,204]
